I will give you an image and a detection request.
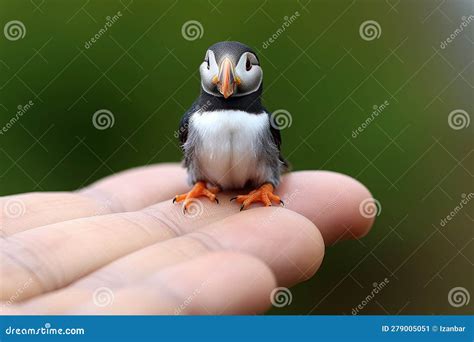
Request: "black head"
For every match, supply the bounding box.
[199,41,263,100]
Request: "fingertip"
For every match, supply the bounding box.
[215,207,325,286]
[279,171,376,245]
[190,252,278,314]
[317,171,376,241]
[150,251,277,315]
[268,208,325,283]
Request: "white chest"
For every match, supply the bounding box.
[189,110,269,189]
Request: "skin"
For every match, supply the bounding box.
[0,163,374,315]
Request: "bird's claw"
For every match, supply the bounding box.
[232,183,282,211]
[173,181,220,214]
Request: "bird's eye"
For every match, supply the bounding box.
[246,57,252,71]
[206,59,210,70]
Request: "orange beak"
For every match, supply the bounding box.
[217,57,235,99]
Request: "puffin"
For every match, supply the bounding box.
[174,41,288,212]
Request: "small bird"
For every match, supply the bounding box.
[174,41,288,212]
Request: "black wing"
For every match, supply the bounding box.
[178,99,201,148]
[265,109,289,170]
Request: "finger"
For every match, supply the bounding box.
[74,208,323,288]
[79,163,188,211]
[0,204,324,301]
[277,171,375,244]
[5,253,276,315]
[1,171,372,301]
[0,211,177,302]
[162,170,374,244]
[40,208,321,313]
[0,163,187,236]
[140,170,374,245]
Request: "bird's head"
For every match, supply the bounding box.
[199,41,262,99]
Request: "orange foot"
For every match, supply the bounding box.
[231,183,284,211]
[173,181,219,214]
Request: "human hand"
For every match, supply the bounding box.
[0,164,374,314]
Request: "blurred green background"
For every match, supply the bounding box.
[0,0,472,314]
